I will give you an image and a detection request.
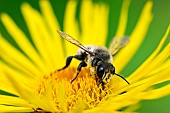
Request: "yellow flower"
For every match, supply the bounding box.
[0,0,169,112]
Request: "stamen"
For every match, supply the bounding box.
[34,67,128,111]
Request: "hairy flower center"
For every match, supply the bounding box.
[34,67,127,112]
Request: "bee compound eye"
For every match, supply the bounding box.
[97,65,105,79]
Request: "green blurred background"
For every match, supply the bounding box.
[0,0,169,112]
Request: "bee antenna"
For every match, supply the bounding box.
[115,73,130,85]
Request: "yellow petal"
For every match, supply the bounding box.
[123,67,169,94]
[115,0,131,37]
[143,84,170,100]
[142,43,170,77]
[21,3,57,73]
[129,43,170,83]
[39,0,65,68]
[0,105,33,112]
[0,62,32,84]
[70,101,85,113]
[0,14,46,74]
[0,54,37,78]
[147,59,170,81]
[39,0,61,31]
[63,0,80,56]
[58,80,67,112]
[128,25,170,81]
[114,1,153,72]
[0,71,19,95]
[5,71,57,111]
[0,95,34,108]
[80,1,109,46]
[0,36,41,76]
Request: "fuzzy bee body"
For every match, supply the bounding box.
[76,45,113,83]
[77,45,112,63]
[57,31,130,85]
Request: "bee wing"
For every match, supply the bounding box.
[109,36,129,56]
[57,31,94,55]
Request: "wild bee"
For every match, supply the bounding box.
[57,31,130,85]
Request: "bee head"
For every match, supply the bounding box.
[97,63,115,84]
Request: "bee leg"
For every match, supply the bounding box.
[71,61,87,83]
[58,56,74,71]
[58,55,85,71]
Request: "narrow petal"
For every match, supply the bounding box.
[0,71,18,95]
[151,67,170,85]
[63,0,80,56]
[142,43,170,77]
[115,0,131,37]
[0,54,37,78]
[0,14,46,74]
[128,25,170,81]
[39,0,65,68]
[21,3,56,73]
[114,1,153,72]
[142,84,170,100]
[71,101,85,113]
[0,36,41,76]
[0,95,34,108]
[123,67,169,94]
[58,80,67,112]
[39,0,60,31]
[80,1,109,46]
[0,105,32,112]
[123,70,170,101]
[129,43,169,83]
[5,72,58,112]
[0,61,33,84]
[0,61,36,96]
[147,59,170,81]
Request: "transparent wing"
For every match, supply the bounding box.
[57,31,94,55]
[109,36,129,56]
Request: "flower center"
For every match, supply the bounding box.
[33,67,127,112]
